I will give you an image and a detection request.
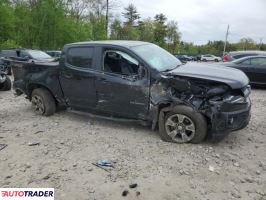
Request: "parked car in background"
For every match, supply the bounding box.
[0,64,11,91]
[1,49,56,75]
[45,50,61,58]
[174,54,195,63]
[201,54,222,62]
[11,41,251,143]
[0,49,18,75]
[174,54,189,63]
[0,57,11,75]
[223,51,266,62]
[220,56,266,86]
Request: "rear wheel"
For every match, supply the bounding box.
[31,88,56,116]
[159,105,207,143]
[214,59,218,62]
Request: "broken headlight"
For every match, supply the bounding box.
[209,93,246,105]
[223,95,246,103]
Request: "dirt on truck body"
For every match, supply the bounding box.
[10,40,251,143]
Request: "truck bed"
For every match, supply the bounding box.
[10,59,59,81]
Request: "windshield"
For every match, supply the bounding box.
[27,50,52,59]
[131,44,182,71]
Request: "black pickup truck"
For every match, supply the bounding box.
[11,41,251,143]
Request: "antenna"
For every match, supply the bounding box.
[223,24,230,56]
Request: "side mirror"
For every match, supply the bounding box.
[138,65,145,79]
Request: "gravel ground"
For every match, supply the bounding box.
[0,88,266,200]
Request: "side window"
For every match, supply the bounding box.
[250,58,266,66]
[20,51,30,58]
[67,47,94,68]
[103,50,140,77]
[240,59,251,65]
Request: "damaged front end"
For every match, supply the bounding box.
[151,74,251,140]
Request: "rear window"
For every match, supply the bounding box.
[67,47,94,68]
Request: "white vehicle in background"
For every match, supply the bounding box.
[201,54,222,62]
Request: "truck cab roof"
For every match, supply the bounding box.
[65,40,150,48]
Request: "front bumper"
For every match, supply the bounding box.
[209,97,251,139]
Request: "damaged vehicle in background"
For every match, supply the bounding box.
[11,41,251,143]
[0,60,11,91]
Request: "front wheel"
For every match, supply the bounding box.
[159,105,207,144]
[31,88,56,116]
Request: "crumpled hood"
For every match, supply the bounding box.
[167,62,249,89]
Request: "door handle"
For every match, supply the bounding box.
[63,73,73,79]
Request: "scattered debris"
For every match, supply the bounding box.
[34,130,44,134]
[0,144,7,151]
[28,142,40,146]
[43,174,51,180]
[136,191,141,196]
[122,190,129,197]
[208,165,215,172]
[5,175,12,179]
[129,183,138,189]
[97,160,115,168]
[92,163,110,172]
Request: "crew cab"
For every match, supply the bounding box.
[11,41,251,143]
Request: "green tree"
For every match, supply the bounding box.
[138,18,155,42]
[110,18,123,39]
[166,20,181,53]
[122,4,140,26]
[0,0,15,45]
[154,13,167,47]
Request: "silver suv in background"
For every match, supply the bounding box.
[201,54,222,62]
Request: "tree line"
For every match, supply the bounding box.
[0,0,265,55]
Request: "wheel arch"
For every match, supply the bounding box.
[27,83,57,103]
[151,100,186,130]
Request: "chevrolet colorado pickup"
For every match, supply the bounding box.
[11,41,251,143]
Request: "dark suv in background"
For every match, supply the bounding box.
[0,49,56,74]
[223,51,266,62]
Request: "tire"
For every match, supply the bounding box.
[0,76,11,91]
[159,105,207,144]
[214,59,218,62]
[31,88,56,116]
[203,59,207,62]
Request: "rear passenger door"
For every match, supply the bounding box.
[59,46,97,110]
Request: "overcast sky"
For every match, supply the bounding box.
[117,0,266,44]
